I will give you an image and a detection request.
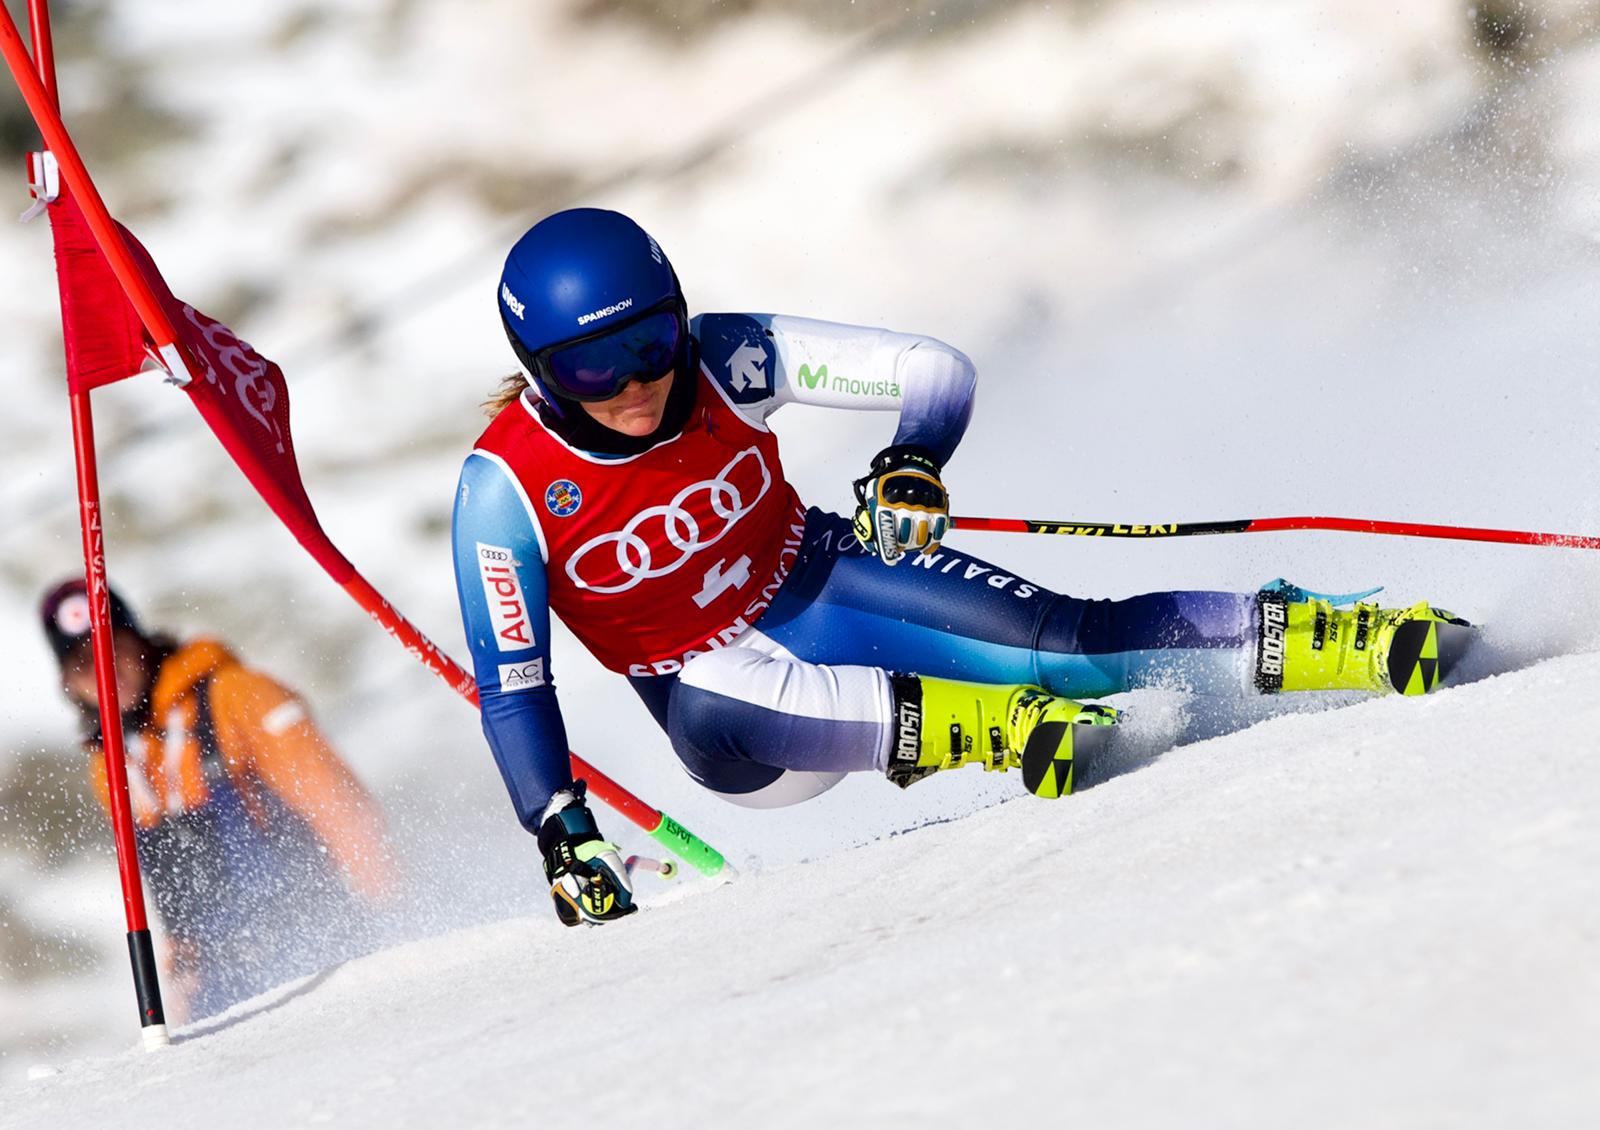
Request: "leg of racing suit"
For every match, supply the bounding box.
[659,510,1256,806]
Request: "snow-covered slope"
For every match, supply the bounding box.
[4,0,1600,1110]
[7,652,1599,1129]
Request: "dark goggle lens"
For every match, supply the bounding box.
[541,309,684,401]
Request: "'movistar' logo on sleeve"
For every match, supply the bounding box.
[477,542,533,651]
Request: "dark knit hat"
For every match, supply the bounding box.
[39,578,141,664]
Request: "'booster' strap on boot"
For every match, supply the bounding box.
[885,673,935,788]
[1255,590,1472,695]
[1254,589,1290,693]
[884,672,1007,789]
[1256,589,1382,694]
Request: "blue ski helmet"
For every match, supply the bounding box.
[498,208,688,408]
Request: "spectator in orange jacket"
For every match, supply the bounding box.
[40,578,400,1020]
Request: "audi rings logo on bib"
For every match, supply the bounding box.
[545,479,582,517]
[565,446,773,594]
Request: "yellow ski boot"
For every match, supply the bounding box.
[1255,585,1473,696]
[885,675,1118,799]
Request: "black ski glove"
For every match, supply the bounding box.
[852,444,950,566]
[536,781,637,927]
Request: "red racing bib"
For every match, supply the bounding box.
[472,373,807,676]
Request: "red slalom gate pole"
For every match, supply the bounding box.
[950,514,1600,550]
[69,400,168,1046]
[21,0,168,1048]
[25,0,55,105]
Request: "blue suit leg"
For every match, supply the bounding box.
[659,510,1257,804]
[754,511,1254,698]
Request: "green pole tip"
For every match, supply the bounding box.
[648,813,732,878]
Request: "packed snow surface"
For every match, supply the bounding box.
[3,0,1600,1123]
[8,653,1600,1129]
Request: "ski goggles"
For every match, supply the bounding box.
[532,300,687,402]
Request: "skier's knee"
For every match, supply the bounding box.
[668,676,830,804]
[668,648,857,806]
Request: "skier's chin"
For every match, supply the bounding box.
[581,371,675,437]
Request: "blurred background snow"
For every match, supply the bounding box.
[1,0,1597,1077]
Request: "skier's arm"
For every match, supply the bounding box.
[209,667,399,902]
[696,312,977,466]
[452,452,573,831]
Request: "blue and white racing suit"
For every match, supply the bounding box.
[453,314,1256,823]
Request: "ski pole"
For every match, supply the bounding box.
[950,514,1600,550]
[624,855,679,881]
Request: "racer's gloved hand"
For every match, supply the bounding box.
[536,782,637,927]
[852,444,950,566]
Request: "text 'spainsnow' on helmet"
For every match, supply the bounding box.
[498,208,688,408]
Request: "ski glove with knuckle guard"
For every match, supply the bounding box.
[853,444,950,566]
[536,781,637,927]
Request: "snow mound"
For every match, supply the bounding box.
[8,652,1599,1129]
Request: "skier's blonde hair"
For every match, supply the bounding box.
[483,373,528,418]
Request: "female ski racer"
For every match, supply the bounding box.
[452,208,1471,928]
[41,579,400,1018]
